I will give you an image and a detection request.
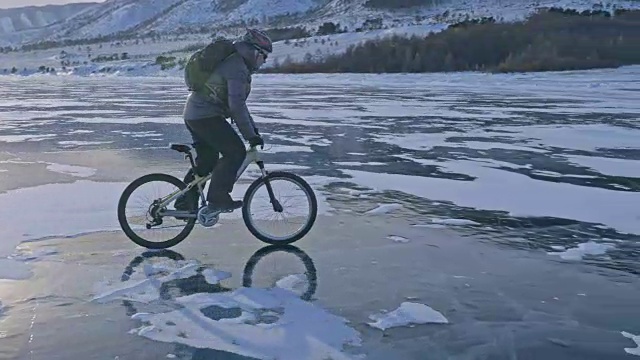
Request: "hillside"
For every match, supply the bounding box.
[0,2,96,46]
[2,0,638,48]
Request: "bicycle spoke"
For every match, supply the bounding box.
[246,175,315,242]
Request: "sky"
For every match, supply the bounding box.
[0,0,104,9]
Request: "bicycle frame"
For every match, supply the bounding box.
[156,145,273,218]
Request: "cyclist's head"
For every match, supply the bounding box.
[243,28,273,54]
[232,28,272,71]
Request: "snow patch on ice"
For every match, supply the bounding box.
[202,269,231,285]
[46,163,96,177]
[413,224,448,229]
[367,302,449,331]
[275,274,308,294]
[92,260,202,304]
[547,241,615,261]
[365,203,403,215]
[412,218,480,228]
[622,332,640,356]
[9,246,58,262]
[388,235,410,243]
[130,287,361,360]
[261,144,313,154]
[334,162,386,166]
[57,140,113,146]
[91,252,361,359]
[0,134,56,142]
[430,218,480,226]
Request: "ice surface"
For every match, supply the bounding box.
[45,163,96,177]
[493,124,640,152]
[367,302,449,331]
[374,124,640,155]
[0,181,126,280]
[365,203,403,215]
[564,155,640,178]
[0,258,32,280]
[622,332,640,356]
[547,241,615,261]
[341,160,640,235]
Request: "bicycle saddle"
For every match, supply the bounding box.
[169,143,191,153]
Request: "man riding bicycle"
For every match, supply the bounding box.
[175,29,273,218]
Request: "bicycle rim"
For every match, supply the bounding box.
[244,172,317,244]
[118,174,195,248]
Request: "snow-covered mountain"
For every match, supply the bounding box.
[2,0,638,47]
[0,2,96,46]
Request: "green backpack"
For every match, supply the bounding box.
[184,39,236,94]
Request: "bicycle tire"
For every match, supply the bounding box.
[242,244,317,301]
[117,173,196,249]
[242,171,318,245]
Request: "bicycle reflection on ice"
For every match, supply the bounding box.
[91,245,361,360]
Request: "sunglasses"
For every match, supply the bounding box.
[254,46,268,60]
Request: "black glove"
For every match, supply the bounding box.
[249,136,264,149]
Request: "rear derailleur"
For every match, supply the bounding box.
[145,200,164,229]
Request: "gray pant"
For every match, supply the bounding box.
[183,117,246,203]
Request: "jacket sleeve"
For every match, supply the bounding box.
[226,68,258,141]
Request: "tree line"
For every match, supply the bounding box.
[263,8,640,74]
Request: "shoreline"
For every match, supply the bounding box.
[2,64,640,79]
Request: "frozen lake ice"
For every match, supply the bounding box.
[1,68,638,274]
[0,67,639,359]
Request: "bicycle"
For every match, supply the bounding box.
[117,142,318,249]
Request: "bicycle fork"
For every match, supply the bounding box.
[257,161,283,213]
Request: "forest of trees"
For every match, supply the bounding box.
[264,8,640,74]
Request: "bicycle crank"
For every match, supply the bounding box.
[197,206,220,228]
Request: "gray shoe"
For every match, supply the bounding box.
[206,199,243,214]
[208,193,243,213]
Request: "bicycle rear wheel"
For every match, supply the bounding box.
[117,173,197,249]
[242,171,317,245]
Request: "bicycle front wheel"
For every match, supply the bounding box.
[242,171,318,245]
[117,173,196,249]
